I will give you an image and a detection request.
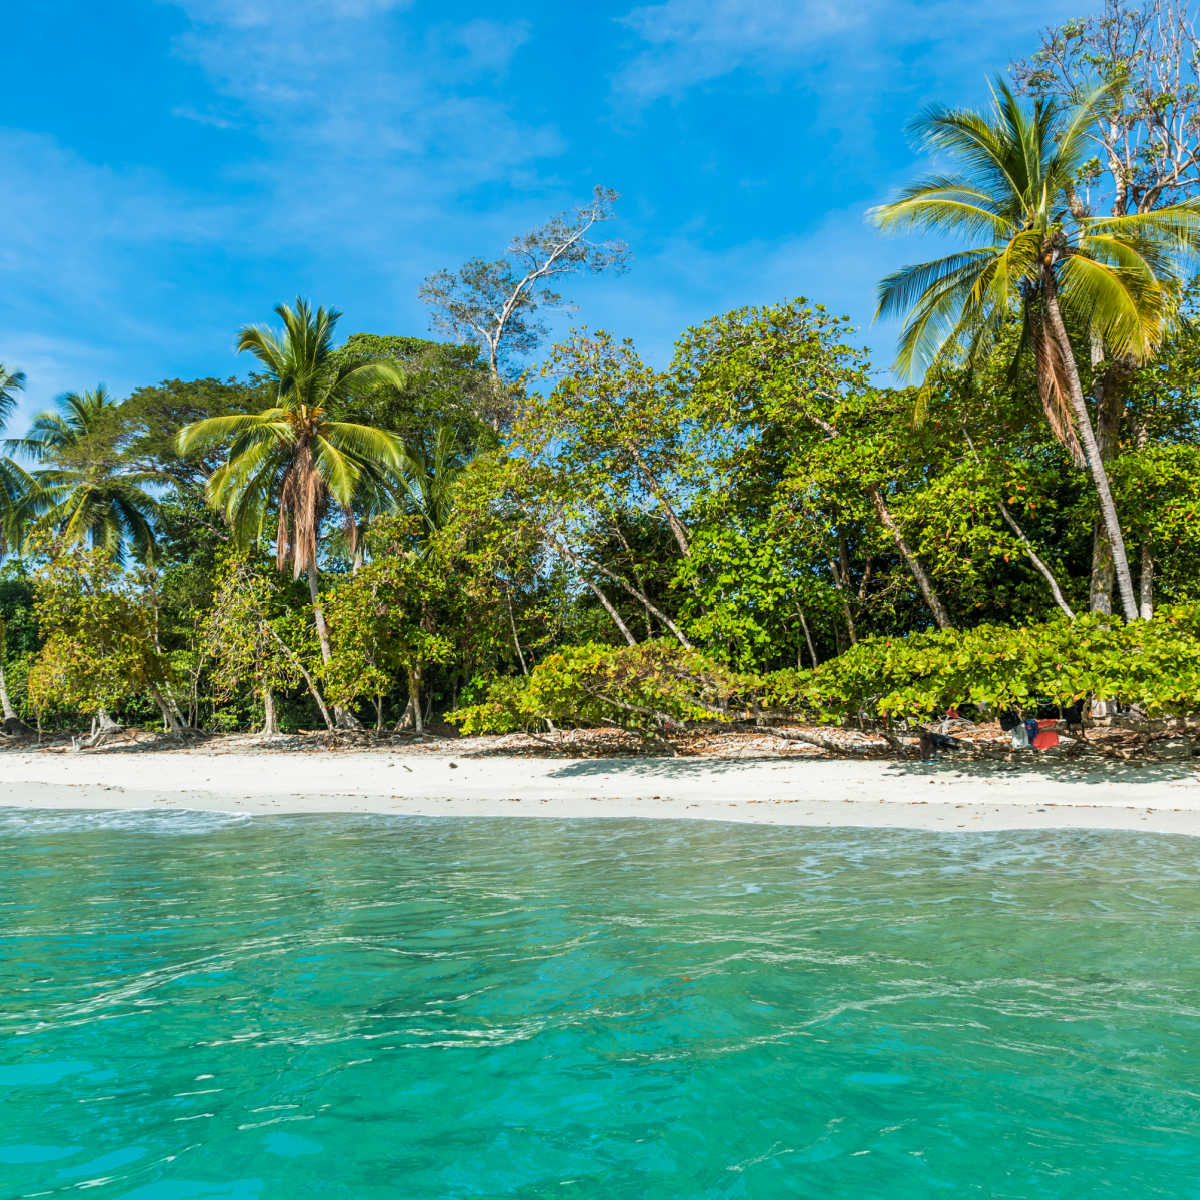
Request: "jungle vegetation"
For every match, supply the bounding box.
[4,2,1200,747]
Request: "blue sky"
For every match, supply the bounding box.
[1,0,1086,424]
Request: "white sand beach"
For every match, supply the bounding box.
[2,747,1199,834]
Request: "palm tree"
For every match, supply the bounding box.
[0,364,35,728]
[0,365,32,551]
[177,299,404,723]
[396,409,486,536]
[870,80,1200,621]
[10,386,159,563]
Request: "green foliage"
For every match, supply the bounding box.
[8,232,1200,743]
[320,517,452,715]
[448,640,747,741]
[203,553,300,711]
[26,543,173,721]
[453,608,1200,742]
[871,80,1200,388]
[120,376,272,495]
[766,608,1200,723]
[176,298,406,578]
[14,386,160,564]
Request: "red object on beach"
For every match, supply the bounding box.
[1033,724,1059,750]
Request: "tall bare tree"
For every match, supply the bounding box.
[419,187,629,427]
[1014,0,1200,615]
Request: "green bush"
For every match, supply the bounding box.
[765,606,1200,723]
[452,609,1200,742]
[448,640,749,740]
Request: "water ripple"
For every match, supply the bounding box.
[1,814,1198,1197]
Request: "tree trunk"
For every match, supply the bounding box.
[307,564,357,727]
[997,502,1076,619]
[628,445,691,557]
[308,566,334,663]
[0,658,16,723]
[961,428,1075,619]
[1089,522,1115,615]
[577,552,694,649]
[1088,369,1124,614]
[1136,420,1153,620]
[262,687,279,736]
[266,625,334,731]
[149,684,185,733]
[506,589,529,676]
[828,557,857,645]
[796,607,819,669]
[1041,271,1139,620]
[868,486,953,630]
[550,534,638,645]
[396,666,423,733]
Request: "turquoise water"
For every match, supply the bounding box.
[2,813,1199,1199]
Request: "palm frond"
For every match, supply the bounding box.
[176,411,290,457]
[1058,253,1165,361]
[869,180,1014,240]
[0,364,26,429]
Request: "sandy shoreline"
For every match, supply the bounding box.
[1,748,1199,834]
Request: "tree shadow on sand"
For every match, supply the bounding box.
[547,753,1197,790]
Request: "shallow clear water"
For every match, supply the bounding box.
[2,812,1199,1199]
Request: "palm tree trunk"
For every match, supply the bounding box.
[1041,273,1139,621]
[1087,358,1128,614]
[868,486,953,630]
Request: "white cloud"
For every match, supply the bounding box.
[171,105,239,129]
[0,331,128,426]
[163,0,412,30]
[572,210,881,357]
[613,0,1087,104]
[614,0,869,101]
[160,2,563,256]
[0,129,232,305]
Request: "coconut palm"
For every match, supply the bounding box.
[177,299,405,694]
[870,80,1200,621]
[0,365,33,552]
[11,385,159,563]
[395,409,487,536]
[0,364,35,728]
